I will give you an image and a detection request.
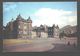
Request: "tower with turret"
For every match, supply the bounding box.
[16,14,32,39]
[5,14,32,39]
[27,16,32,38]
[53,25,59,38]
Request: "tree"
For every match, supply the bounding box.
[59,31,64,40]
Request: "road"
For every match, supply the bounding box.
[3,37,79,52]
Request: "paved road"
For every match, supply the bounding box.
[3,37,79,52]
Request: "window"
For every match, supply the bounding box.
[24,31,27,34]
[18,25,20,28]
[19,31,20,34]
[24,26,27,29]
[19,31,23,34]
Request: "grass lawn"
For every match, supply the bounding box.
[3,39,32,46]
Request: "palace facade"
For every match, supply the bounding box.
[4,14,59,39]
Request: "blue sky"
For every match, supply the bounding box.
[3,2,77,28]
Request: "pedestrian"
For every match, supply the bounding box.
[67,41,70,45]
[59,32,63,40]
[73,43,76,47]
[59,33,61,40]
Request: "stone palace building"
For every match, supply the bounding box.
[4,14,59,39]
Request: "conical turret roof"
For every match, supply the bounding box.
[27,16,32,23]
[11,18,14,22]
[16,14,23,20]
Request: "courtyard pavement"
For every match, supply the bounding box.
[3,37,79,52]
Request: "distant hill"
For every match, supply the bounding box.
[60,25,71,32]
[60,25,77,37]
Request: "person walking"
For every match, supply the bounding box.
[59,31,64,40]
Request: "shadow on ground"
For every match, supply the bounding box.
[46,43,79,52]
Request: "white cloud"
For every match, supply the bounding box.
[32,8,77,28]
